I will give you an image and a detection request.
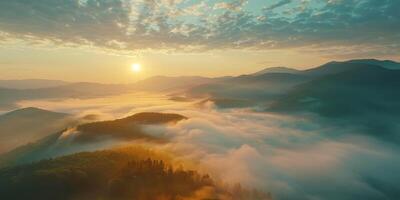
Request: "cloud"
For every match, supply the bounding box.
[12,93,400,199]
[213,0,247,12]
[0,0,398,57]
[158,108,400,200]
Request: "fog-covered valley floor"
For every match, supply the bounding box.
[1,92,398,200]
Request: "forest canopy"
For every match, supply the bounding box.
[0,146,270,200]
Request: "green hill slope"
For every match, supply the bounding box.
[0,147,270,200]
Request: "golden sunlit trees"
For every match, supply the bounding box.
[0,147,271,200]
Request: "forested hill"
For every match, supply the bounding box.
[0,147,271,200]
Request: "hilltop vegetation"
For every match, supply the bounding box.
[0,147,270,200]
[0,112,188,168]
[74,112,187,143]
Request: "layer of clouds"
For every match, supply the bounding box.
[147,107,400,200]
[0,0,399,56]
[13,94,400,200]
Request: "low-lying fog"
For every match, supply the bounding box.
[15,93,400,200]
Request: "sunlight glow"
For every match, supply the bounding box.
[131,63,141,72]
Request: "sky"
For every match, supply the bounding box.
[0,0,399,83]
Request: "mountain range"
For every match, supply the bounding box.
[1,59,398,110]
[0,76,225,110]
[1,58,399,142]
[0,79,70,89]
[184,59,400,109]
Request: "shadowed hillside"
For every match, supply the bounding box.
[270,65,400,116]
[269,65,400,142]
[0,107,72,154]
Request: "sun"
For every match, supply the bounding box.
[131,63,141,72]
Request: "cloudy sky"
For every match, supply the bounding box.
[0,0,399,83]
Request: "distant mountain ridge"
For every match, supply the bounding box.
[252,67,300,75]
[253,59,400,76]
[0,76,224,110]
[301,62,380,76]
[132,75,225,92]
[0,107,66,118]
[0,58,399,111]
[347,58,400,69]
[185,59,400,110]
[0,79,69,89]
